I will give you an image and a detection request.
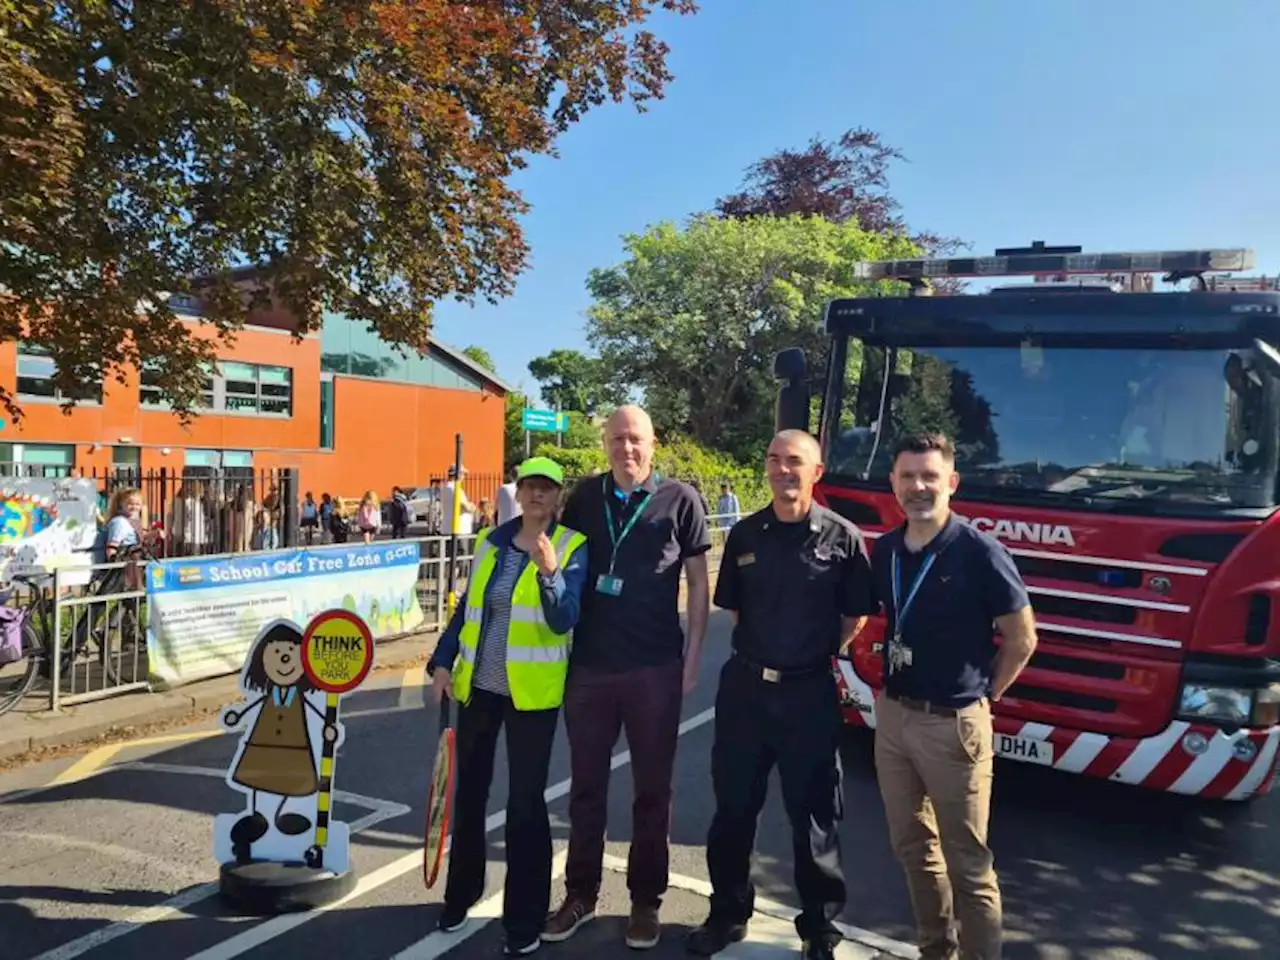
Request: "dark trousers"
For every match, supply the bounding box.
[444,688,559,943]
[563,659,683,907]
[705,656,846,942]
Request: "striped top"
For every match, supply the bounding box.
[472,546,529,696]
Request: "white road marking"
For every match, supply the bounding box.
[399,665,428,710]
[388,851,568,960]
[601,854,919,960]
[28,775,409,960]
[180,706,718,960]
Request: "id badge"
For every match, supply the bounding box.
[596,574,625,597]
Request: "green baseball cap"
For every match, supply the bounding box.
[516,456,565,487]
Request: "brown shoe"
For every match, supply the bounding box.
[625,903,661,950]
[541,895,596,942]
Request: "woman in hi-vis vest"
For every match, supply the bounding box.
[427,456,588,957]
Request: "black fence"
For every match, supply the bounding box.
[0,463,298,557]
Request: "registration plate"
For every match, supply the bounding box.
[995,734,1054,766]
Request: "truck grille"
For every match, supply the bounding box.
[1031,593,1137,626]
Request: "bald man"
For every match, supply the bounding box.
[688,430,875,960]
[542,405,711,951]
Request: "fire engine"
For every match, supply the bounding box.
[773,243,1280,802]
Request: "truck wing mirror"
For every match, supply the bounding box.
[773,348,810,432]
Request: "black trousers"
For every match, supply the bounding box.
[444,688,559,943]
[705,656,846,942]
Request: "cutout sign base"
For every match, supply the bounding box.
[214,610,374,915]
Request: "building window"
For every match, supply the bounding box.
[140,361,215,410]
[319,311,485,392]
[320,378,335,449]
[140,361,289,416]
[17,345,102,404]
[111,445,141,481]
[0,442,76,478]
[184,448,255,482]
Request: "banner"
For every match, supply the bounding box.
[0,476,98,584]
[146,541,423,686]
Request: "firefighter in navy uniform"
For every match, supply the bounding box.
[687,430,876,960]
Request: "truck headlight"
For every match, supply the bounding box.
[1178,683,1280,727]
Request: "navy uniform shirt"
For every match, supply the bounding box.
[870,514,1030,708]
[714,504,876,670]
[560,472,710,671]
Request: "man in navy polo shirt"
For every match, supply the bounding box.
[870,433,1037,960]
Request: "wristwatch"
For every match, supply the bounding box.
[537,570,558,588]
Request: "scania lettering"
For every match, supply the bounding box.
[967,517,1076,547]
[774,244,1280,802]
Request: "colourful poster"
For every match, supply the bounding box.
[146,541,422,686]
[0,476,98,583]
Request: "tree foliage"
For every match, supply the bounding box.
[584,215,917,461]
[715,127,961,258]
[0,0,696,419]
[527,347,625,414]
[460,345,497,373]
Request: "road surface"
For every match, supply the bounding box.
[1,612,1276,960]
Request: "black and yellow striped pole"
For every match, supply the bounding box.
[301,609,375,873]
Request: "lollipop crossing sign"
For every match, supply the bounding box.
[303,610,374,694]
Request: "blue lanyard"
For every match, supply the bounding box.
[891,550,937,637]
[601,476,654,575]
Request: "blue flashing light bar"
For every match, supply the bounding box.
[854,248,1255,282]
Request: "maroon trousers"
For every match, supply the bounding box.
[563,658,683,907]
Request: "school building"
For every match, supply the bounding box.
[0,276,510,502]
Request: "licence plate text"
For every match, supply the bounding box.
[996,734,1054,766]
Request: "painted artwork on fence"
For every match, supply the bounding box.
[146,541,422,686]
[0,477,98,582]
[213,610,374,873]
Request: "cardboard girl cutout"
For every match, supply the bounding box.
[213,617,352,874]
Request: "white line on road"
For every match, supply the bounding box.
[180,706,718,960]
[600,854,919,960]
[388,850,569,960]
[30,776,410,960]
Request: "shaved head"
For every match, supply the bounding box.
[604,404,656,487]
[766,429,824,516]
[605,404,654,439]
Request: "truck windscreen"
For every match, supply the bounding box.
[824,340,1280,513]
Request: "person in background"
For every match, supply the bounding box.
[543,405,711,952]
[715,482,741,530]
[252,507,281,551]
[390,486,412,539]
[300,492,319,545]
[442,466,476,536]
[427,456,588,957]
[477,498,494,532]
[871,433,1037,960]
[319,493,334,544]
[357,491,380,544]
[94,487,147,590]
[497,465,522,525]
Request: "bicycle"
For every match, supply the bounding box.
[0,543,156,717]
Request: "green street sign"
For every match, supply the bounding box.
[522,409,568,433]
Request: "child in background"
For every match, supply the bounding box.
[357,491,380,544]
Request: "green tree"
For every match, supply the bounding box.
[460,345,497,373]
[504,391,529,471]
[585,215,917,461]
[527,348,625,415]
[0,0,697,420]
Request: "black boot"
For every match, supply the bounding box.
[685,917,748,955]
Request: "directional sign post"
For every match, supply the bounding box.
[522,408,569,456]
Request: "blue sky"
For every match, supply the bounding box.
[429,0,1280,396]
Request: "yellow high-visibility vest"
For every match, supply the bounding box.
[451,524,586,711]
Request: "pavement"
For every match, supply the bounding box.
[2,612,1278,960]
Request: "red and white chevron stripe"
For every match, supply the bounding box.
[831,659,1280,802]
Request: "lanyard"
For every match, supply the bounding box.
[273,686,297,708]
[602,476,653,574]
[891,550,937,638]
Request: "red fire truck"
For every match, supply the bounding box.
[773,243,1280,802]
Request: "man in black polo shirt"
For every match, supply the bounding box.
[870,433,1037,960]
[688,429,875,960]
[542,405,711,951]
